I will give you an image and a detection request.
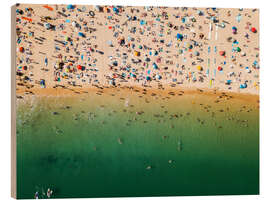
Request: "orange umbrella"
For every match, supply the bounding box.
[43,5,54,11]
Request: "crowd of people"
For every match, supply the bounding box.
[15,4,259,94]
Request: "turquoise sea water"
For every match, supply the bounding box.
[16,89,259,199]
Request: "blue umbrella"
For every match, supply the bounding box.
[78,32,85,37]
[176,33,183,41]
[67,5,75,10]
[146,76,151,81]
[152,63,158,69]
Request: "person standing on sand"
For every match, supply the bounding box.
[45,56,48,67]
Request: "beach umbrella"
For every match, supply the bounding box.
[16,9,24,15]
[140,20,146,25]
[113,7,119,14]
[226,80,232,85]
[78,32,85,37]
[152,63,158,69]
[240,83,247,89]
[251,27,257,33]
[67,5,75,10]
[103,7,110,13]
[197,66,203,71]
[134,51,140,57]
[19,47,24,53]
[145,57,150,62]
[219,51,226,56]
[176,33,183,41]
[232,26,237,34]
[181,17,186,23]
[218,66,223,71]
[146,76,151,81]
[40,79,45,86]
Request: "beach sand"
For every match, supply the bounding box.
[15,4,259,96]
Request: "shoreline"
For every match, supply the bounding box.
[16,86,260,103]
[16,79,259,96]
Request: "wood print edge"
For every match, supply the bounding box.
[11,4,17,199]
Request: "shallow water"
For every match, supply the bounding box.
[16,89,259,199]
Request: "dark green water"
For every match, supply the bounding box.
[16,89,259,199]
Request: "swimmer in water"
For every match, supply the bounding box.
[34,191,39,199]
[47,188,53,198]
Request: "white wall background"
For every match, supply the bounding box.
[1,0,269,202]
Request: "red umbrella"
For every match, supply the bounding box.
[251,27,257,33]
[218,66,223,71]
[219,51,226,56]
[77,65,82,70]
[19,47,24,53]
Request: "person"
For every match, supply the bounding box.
[47,188,53,198]
[45,56,48,67]
[34,191,39,199]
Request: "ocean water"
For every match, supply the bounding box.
[16,88,259,199]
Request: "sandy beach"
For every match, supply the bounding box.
[15,4,259,96]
